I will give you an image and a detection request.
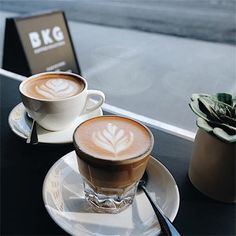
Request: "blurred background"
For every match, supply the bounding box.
[0,0,235,134]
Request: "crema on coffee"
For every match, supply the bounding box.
[22,74,84,100]
[74,116,153,161]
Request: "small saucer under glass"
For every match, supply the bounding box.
[42,151,180,236]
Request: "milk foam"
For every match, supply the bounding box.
[35,78,79,99]
[74,116,153,161]
[92,123,134,156]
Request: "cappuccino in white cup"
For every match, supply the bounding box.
[20,72,105,131]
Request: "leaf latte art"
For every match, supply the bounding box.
[92,123,134,156]
[35,79,79,99]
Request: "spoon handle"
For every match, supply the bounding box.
[141,185,181,236]
[26,120,38,145]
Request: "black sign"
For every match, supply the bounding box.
[2,10,81,76]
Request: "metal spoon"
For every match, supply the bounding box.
[26,114,38,145]
[138,171,181,236]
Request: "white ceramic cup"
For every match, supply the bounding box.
[19,71,105,131]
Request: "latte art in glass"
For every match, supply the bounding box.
[74,116,153,160]
[35,78,79,99]
[92,123,134,156]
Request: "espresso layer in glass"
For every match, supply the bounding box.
[77,154,150,193]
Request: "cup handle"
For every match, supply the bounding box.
[83,90,105,114]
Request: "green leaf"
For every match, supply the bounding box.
[191,93,210,101]
[196,117,213,132]
[207,119,236,135]
[217,93,233,106]
[197,118,236,143]
[198,97,221,122]
[213,128,236,143]
[189,100,209,121]
[191,93,236,142]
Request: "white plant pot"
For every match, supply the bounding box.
[189,128,236,203]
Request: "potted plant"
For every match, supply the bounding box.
[189,93,236,203]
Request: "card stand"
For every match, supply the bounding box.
[2,10,81,76]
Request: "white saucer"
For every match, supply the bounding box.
[8,101,103,144]
[42,151,180,236]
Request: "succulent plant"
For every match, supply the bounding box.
[190,93,236,143]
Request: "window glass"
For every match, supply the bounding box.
[1,0,235,133]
